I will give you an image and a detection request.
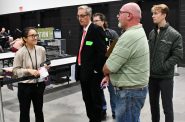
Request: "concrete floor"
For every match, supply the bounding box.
[1,67,185,122]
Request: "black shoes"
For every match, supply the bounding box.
[101,110,107,120]
[174,72,180,76]
[112,114,116,119]
[101,111,116,120]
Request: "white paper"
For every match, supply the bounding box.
[38,67,49,82]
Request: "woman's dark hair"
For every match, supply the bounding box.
[93,13,108,28]
[22,27,37,43]
[22,27,37,38]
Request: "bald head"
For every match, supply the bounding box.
[118,2,142,30]
[121,2,141,21]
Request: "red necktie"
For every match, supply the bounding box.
[78,30,86,65]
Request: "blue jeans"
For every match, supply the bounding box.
[102,82,116,115]
[115,86,147,122]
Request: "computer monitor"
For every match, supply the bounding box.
[53,29,62,39]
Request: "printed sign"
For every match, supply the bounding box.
[37,27,54,40]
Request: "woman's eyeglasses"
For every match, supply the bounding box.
[27,34,39,39]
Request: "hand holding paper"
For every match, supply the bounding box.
[38,67,49,81]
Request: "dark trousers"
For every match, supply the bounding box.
[149,78,174,122]
[80,73,103,122]
[18,82,45,122]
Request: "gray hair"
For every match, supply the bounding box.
[78,5,92,17]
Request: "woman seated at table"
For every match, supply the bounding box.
[10,37,24,52]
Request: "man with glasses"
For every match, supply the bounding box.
[101,2,149,122]
[75,5,107,122]
[93,13,119,46]
[148,4,183,122]
[93,12,119,120]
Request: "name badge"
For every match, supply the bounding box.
[85,41,93,46]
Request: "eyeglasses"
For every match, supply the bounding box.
[118,11,131,16]
[77,14,88,19]
[93,20,102,23]
[27,34,39,39]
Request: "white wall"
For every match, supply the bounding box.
[0,0,119,15]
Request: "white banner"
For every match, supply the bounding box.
[0,0,119,15]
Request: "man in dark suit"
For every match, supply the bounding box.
[75,5,107,122]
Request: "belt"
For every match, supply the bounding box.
[114,85,147,91]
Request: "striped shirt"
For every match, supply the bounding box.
[106,24,150,88]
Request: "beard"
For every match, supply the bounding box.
[118,22,122,28]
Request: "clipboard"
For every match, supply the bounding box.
[105,39,118,57]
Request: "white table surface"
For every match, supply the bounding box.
[0,52,15,60]
[2,56,76,71]
[50,56,76,67]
